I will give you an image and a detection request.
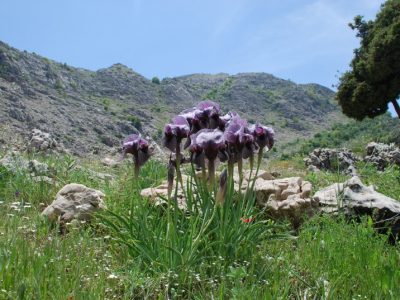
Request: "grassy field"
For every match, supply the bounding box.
[0,152,399,299]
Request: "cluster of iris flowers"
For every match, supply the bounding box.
[121,101,274,203]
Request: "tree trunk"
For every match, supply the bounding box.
[392,99,400,119]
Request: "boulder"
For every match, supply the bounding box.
[304,148,359,175]
[140,183,187,210]
[101,157,121,168]
[233,170,276,191]
[364,142,400,170]
[41,184,106,222]
[28,129,65,154]
[254,177,316,227]
[140,170,277,210]
[314,176,400,238]
[140,172,191,210]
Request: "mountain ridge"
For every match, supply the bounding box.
[0,40,347,156]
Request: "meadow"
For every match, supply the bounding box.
[0,151,399,299]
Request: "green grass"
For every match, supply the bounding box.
[279,113,400,157]
[0,152,399,299]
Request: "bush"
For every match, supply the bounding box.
[151,76,160,84]
[126,115,142,130]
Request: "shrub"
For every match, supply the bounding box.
[126,115,142,130]
[151,76,160,84]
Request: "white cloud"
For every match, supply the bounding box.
[226,0,383,77]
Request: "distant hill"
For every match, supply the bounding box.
[0,40,347,156]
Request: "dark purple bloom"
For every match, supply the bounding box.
[15,191,20,198]
[218,111,238,130]
[189,129,226,162]
[224,116,256,158]
[249,124,275,150]
[188,101,221,130]
[189,129,226,186]
[163,116,190,152]
[196,100,221,113]
[123,134,152,177]
[179,107,200,127]
[224,116,257,186]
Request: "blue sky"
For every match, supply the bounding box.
[1,0,396,114]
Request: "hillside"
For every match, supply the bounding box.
[0,41,347,156]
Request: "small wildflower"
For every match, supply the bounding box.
[241,217,255,223]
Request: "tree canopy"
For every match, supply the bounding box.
[336,0,400,120]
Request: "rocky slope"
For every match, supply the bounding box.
[0,40,346,156]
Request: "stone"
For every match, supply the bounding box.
[101,157,121,168]
[28,159,49,176]
[41,183,106,222]
[304,148,359,174]
[254,176,317,227]
[27,129,65,154]
[140,172,316,227]
[233,170,276,191]
[314,176,400,238]
[364,142,400,170]
[140,183,187,210]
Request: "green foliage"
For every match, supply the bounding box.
[0,151,399,298]
[151,76,160,84]
[336,0,400,119]
[264,216,400,299]
[102,98,110,111]
[126,115,142,130]
[54,78,64,91]
[284,114,400,156]
[203,78,233,100]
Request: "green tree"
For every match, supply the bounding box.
[336,0,400,119]
[151,76,160,84]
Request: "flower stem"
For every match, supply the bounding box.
[257,147,264,170]
[134,158,140,179]
[175,147,184,191]
[208,159,215,190]
[201,165,207,186]
[237,157,243,194]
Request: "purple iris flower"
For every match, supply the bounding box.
[249,123,275,168]
[186,101,221,130]
[249,124,275,151]
[218,111,238,130]
[224,116,257,187]
[163,116,190,153]
[123,134,152,178]
[224,116,255,159]
[189,128,226,186]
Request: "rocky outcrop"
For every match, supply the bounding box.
[27,129,65,154]
[364,142,400,170]
[140,171,316,227]
[304,148,359,175]
[41,184,106,222]
[314,176,400,238]
[254,177,316,227]
[140,183,187,210]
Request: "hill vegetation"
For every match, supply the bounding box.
[279,113,400,158]
[0,41,346,156]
